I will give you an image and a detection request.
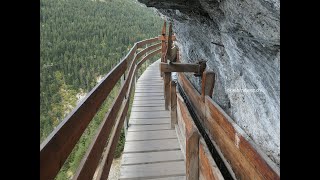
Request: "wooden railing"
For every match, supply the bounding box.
[40,37,163,180]
[173,73,280,180]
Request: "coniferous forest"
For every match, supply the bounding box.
[40,0,162,178]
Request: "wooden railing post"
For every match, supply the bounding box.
[170,81,177,128]
[120,61,128,137]
[166,22,173,62]
[161,20,166,63]
[164,72,171,110]
[160,21,166,77]
[186,128,200,180]
[201,71,215,102]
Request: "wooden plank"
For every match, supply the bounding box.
[132,104,165,107]
[133,97,164,101]
[146,176,186,180]
[123,139,180,153]
[133,98,164,107]
[160,62,199,73]
[122,150,184,165]
[131,106,165,112]
[120,161,185,179]
[40,58,127,180]
[134,92,164,97]
[205,97,280,179]
[201,71,215,102]
[126,130,176,141]
[136,86,164,89]
[129,119,169,125]
[137,78,162,81]
[135,89,164,93]
[128,124,171,132]
[170,81,177,128]
[130,111,170,119]
[199,138,224,180]
[178,95,199,180]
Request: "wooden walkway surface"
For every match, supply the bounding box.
[119,60,186,179]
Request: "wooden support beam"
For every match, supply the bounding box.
[160,62,199,73]
[164,72,171,110]
[177,95,199,180]
[170,81,177,128]
[201,71,215,102]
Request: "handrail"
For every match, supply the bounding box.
[177,72,280,179]
[40,37,162,180]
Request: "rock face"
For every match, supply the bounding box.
[139,0,280,166]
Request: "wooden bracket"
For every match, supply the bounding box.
[201,71,215,102]
[160,61,207,77]
[193,60,207,77]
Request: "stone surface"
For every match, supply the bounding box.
[139,0,280,166]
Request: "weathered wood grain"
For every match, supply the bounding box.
[121,150,184,165]
[40,58,127,180]
[128,124,171,132]
[123,139,181,153]
[126,129,177,141]
[177,94,199,180]
[120,161,185,179]
[161,62,199,73]
[199,138,224,180]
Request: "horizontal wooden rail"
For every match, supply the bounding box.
[40,37,161,180]
[136,37,159,48]
[177,72,280,180]
[136,42,161,60]
[137,48,161,68]
[40,59,127,180]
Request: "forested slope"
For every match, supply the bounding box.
[40,0,162,178]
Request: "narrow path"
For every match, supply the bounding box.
[119,60,186,179]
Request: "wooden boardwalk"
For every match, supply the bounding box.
[119,60,186,179]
